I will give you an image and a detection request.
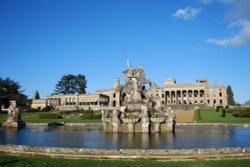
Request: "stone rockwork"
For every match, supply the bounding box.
[102,67,176,133]
[2,101,25,129]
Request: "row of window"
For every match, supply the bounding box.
[166,99,224,105]
[158,92,223,98]
[65,102,98,106]
[65,102,109,106]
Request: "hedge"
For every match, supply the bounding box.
[228,108,250,118]
[216,106,224,112]
[60,110,94,114]
[81,114,101,119]
[39,113,62,119]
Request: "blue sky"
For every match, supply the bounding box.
[0,0,250,104]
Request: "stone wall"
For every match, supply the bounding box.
[0,144,250,161]
[104,122,173,133]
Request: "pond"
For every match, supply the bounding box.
[0,125,250,149]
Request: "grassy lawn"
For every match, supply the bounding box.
[194,109,250,124]
[0,112,7,123]
[0,110,102,124]
[2,109,250,124]
[1,154,250,167]
[22,116,101,123]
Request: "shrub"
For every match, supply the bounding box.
[197,109,202,120]
[221,109,226,118]
[81,114,101,119]
[216,106,223,112]
[39,113,62,119]
[229,108,250,118]
[23,109,42,113]
[60,110,94,114]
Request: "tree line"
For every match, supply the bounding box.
[0,74,87,110]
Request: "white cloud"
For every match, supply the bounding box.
[173,7,201,20]
[207,20,250,46]
[205,0,250,46]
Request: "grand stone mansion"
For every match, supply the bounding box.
[31,75,228,111]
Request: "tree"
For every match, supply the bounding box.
[54,74,87,95]
[32,90,40,99]
[227,85,235,106]
[0,77,28,109]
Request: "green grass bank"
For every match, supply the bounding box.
[1,154,250,167]
[1,108,250,124]
[194,108,250,124]
[0,110,102,124]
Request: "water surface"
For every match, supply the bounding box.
[0,125,250,149]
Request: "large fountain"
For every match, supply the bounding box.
[102,67,175,133]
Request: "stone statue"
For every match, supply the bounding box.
[5,104,20,123]
[121,67,147,104]
[2,101,25,129]
[112,108,121,132]
[112,109,120,123]
[141,105,149,123]
[101,110,108,120]
[102,66,175,133]
[114,77,120,93]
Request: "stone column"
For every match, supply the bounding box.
[165,91,167,104]
[141,106,149,133]
[199,90,201,104]
[128,123,134,132]
[191,90,195,104]
[174,91,177,104]
[170,91,172,104]
[76,94,79,109]
[151,118,165,133]
[182,90,185,104]
[142,122,149,132]
[112,110,120,132]
[175,91,178,104]
[153,123,160,132]
[112,122,120,132]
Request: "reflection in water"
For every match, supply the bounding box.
[141,133,149,148]
[0,125,250,149]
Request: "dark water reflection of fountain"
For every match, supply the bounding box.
[1,125,250,149]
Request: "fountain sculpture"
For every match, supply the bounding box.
[2,101,26,129]
[102,67,175,133]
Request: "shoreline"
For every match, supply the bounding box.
[0,144,250,161]
[1,123,250,160]
[22,122,250,127]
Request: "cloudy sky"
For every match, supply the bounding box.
[1,0,250,103]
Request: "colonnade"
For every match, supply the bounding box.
[165,89,205,105]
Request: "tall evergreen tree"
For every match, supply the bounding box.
[32,90,40,99]
[54,74,87,95]
[227,85,235,106]
[0,77,28,108]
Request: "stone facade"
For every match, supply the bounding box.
[98,78,228,110]
[31,77,227,111]
[31,99,47,110]
[160,78,228,108]
[46,94,110,111]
